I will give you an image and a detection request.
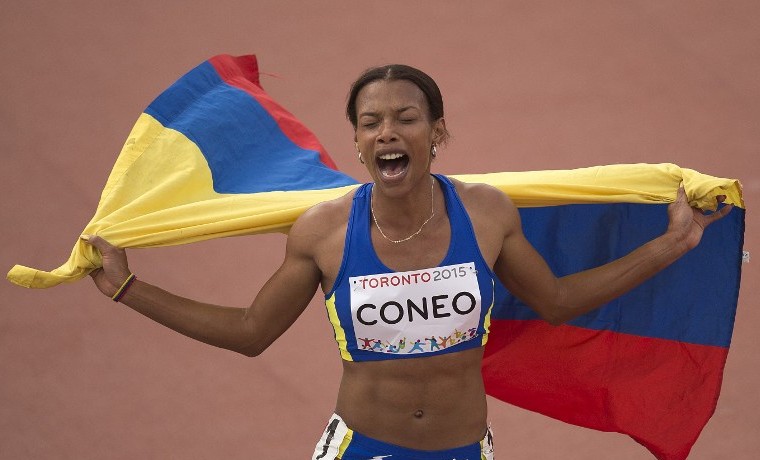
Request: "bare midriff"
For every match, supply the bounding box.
[334,346,487,450]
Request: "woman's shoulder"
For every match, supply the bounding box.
[446,176,515,209]
[300,187,355,223]
[288,187,357,244]
[446,176,519,229]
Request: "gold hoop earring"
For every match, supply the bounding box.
[355,143,365,164]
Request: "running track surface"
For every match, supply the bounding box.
[1,2,758,459]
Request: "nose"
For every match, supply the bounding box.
[377,119,398,144]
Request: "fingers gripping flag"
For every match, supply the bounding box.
[7,55,745,460]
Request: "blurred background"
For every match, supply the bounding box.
[1,1,757,458]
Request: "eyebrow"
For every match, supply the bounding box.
[358,106,420,118]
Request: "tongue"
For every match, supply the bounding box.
[379,156,408,178]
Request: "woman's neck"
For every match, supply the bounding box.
[370,175,439,242]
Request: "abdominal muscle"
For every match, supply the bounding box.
[334,346,488,450]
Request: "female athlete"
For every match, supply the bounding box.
[84,64,731,459]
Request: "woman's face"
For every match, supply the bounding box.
[354,79,445,195]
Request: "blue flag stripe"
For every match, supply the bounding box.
[491,203,743,347]
[145,61,357,193]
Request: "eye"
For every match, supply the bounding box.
[400,118,417,124]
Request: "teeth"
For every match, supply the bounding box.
[379,153,405,160]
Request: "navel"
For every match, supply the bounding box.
[413,409,424,418]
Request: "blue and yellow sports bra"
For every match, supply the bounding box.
[324,174,496,362]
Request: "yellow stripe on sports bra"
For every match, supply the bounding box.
[338,428,353,457]
[325,293,354,361]
[481,279,496,347]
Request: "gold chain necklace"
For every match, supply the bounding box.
[371,176,435,244]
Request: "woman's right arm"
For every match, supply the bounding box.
[83,214,322,357]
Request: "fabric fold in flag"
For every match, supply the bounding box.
[7,54,745,460]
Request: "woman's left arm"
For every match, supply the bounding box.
[493,187,732,325]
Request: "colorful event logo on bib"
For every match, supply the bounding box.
[349,263,481,355]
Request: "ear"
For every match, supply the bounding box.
[432,117,447,145]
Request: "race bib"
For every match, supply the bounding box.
[349,263,481,355]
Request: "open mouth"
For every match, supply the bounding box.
[376,152,409,179]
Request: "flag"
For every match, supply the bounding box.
[7,54,359,288]
[483,199,744,460]
[7,55,745,460]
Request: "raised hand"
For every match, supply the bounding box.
[666,187,733,251]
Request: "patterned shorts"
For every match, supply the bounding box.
[312,413,494,460]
